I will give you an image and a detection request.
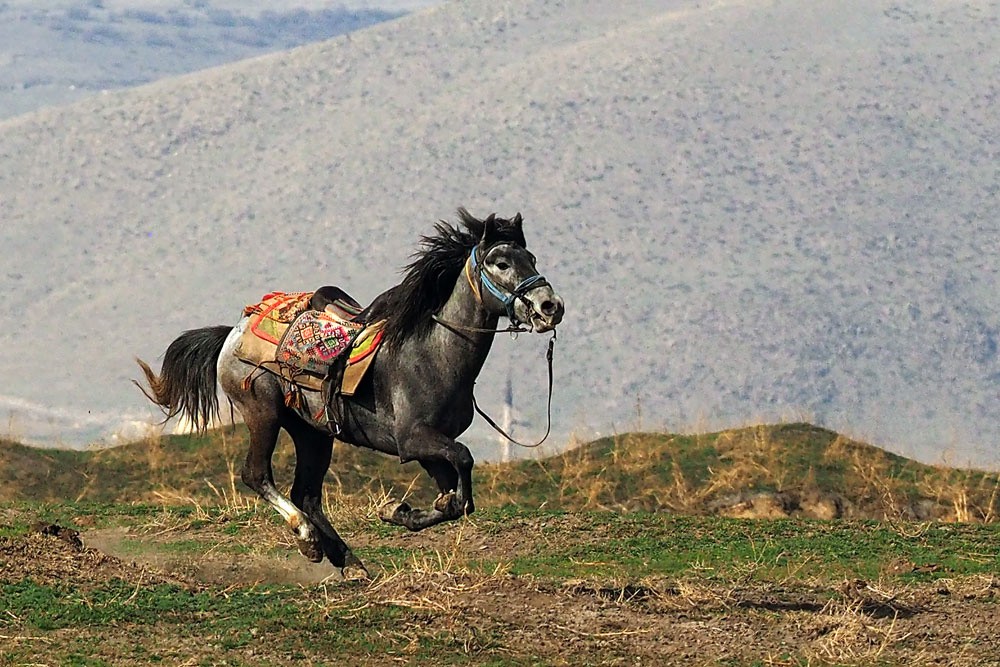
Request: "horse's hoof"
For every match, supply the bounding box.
[379,500,411,523]
[434,491,456,513]
[296,538,324,563]
[342,564,371,582]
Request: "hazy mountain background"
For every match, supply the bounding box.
[0,0,440,119]
[0,0,998,466]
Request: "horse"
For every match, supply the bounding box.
[135,210,565,580]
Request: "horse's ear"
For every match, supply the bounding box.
[510,212,527,247]
[481,213,500,245]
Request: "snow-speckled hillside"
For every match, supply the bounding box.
[1,0,998,464]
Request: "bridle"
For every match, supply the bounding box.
[431,242,557,448]
[467,244,551,329]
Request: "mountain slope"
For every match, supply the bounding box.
[0,1,438,120]
[0,0,998,462]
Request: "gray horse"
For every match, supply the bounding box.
[136,210,564,579]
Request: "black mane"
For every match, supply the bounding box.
[366,208,526,348]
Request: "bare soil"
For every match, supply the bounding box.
[3,511,1000,665]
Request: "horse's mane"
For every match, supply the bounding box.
[366,208,526,348]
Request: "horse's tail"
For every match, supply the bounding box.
[135,325,233,432]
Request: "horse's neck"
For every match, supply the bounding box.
[417,272,499,386]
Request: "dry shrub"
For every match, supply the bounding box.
[804,583,913,664]
[825,435,910,520]
[319,520,513,617]
[559,432,673,511]
[555,427,798,514]
[312,555,515,661]
[673,427,829,518]
[916,468,1000,523]
[708,426,790,488]
[476,455,538,508]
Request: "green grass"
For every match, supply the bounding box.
[479,511,1000,583]
[0,575,476,664]
[7,422,1000,664]
[0,579,299,631]
[10,501,1000,586]
[5,502,1000,664]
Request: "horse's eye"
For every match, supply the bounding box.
[496,262,510,271]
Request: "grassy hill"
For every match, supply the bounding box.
[3,423,998,522]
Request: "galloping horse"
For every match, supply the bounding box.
[136,210,565,579]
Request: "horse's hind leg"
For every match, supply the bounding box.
[240,410,324,563]
[283,417,369,580]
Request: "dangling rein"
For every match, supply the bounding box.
[474,331,555,449]
[431,247,557,448]
[432,313,556,449]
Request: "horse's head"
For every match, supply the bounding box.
[472,213,565,333]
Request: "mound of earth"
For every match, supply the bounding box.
[0,524,192,591]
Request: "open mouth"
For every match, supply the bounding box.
[530,312,555,333]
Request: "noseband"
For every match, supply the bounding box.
[467,244,550,327]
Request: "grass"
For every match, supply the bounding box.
[4,422,1000,663]
[1,579,297,631]
[0,577,466,663]
[22,501,996,585]
[477,424,1000,521]
[4,422,1000,524]
[461,511,1000,583]
[4,500,1000,665]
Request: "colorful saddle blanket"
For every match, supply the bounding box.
[235,291,383,393]
[277,310,362,374]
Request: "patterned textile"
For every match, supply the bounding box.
[243,292,314,344]
[276,311,364,375]
[326,298,363,322]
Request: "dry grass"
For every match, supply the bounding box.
[7,422,1000,524]
[917,469,1000,523]
[805,596,909,664]
[318,518,515,620]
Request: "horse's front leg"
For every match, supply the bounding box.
[419,460,478,516]
[380,423,475,531]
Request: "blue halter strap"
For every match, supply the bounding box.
[469,246,548,325]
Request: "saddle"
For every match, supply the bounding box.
[234,288,384,396]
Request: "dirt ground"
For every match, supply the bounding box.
[3,507,1000,666]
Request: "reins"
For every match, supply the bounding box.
[430,314,527,336]
[431,244,558,448]
[473,331,555,449]
[434,313,556,449]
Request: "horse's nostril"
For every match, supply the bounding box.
[541,300,557,315]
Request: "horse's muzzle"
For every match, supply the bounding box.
[525,289,564,333]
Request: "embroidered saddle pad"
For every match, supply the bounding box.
[235,290,384,394]
[277,310,363,375]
